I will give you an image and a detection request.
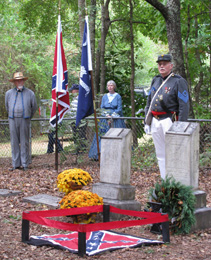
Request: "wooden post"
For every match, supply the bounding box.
[78,232,86,257]
[103,204,110,222]
[22,219,30,243]
[161,214,170,243]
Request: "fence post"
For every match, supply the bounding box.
[29,122,32,163]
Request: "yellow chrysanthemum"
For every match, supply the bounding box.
[57,168,93,194]
[59,190,103,209]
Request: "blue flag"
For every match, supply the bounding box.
[76,16,94,127]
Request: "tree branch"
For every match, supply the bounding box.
[190,11,210,20]
[105,0,111,9]
[144,0,169,20]
[110,18,147,25]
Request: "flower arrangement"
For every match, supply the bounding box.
[59,190,103,223]
[57,168,92,194]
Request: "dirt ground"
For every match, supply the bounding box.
[0,155,211,260]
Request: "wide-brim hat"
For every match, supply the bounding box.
[9,72,28,82]
[69,84,79,92]
[156,54,172,63]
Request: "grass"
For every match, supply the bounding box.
[132,134,157,170]
[0,134,73,157]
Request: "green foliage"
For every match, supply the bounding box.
[8,214,21,221]
[19,0,76,35]
[180,0,210,118]
[199,130,211,168]
[200,148,211,168]
[103,17,168,117]
[0,0,82,117]
[193,104,211,120]
[111,0,167,43]
[19,0,80,42]
[132,136,157,170]
[0,0,54,105]
[59,120,88,164]
[148,177,196,234]
[134,32,169,85]
[19,0,58,34]
[104,48,147,117]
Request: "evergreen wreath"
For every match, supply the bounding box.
[148,176,196,234]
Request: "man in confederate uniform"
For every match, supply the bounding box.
[5,72,37,171]
[145,54,189,179]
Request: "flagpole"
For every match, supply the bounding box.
[55,0,61,172]
[50,0,69,171]
[90,71,101,163]
[83,7,100,163]
[84,7,100,163]
[55,93,58,172]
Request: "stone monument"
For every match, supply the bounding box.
[165,121,199,188]
[92,128,141,218]
[165,121,211,231]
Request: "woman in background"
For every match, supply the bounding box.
[89,80,126,160]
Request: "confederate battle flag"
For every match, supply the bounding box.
[29,230,163,256]
[50,14,70,127]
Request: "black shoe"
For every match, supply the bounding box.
[23,167,28,171]
[9,167,20,171]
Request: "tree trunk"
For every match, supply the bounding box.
[144,0,186,78]
[100,1,106,95]
[209,2,211,106]
[100,0,111,95]
[90,0,97,95]
[95,41,101,97]
[165,0,186,79]
[78,0,86,43]
[184,5,195,118]
[194,16,203,104]
[129,0,138,147]
[144,0,195,117]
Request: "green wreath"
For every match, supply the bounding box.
[148,176,196,234]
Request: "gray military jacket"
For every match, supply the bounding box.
[145,73,189,121]
[5,87,37,119]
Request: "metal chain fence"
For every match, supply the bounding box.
[0,117,210,171]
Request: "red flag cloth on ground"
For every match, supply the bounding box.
[29,230,163,256]
[50,15,70,127]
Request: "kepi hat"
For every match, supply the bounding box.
[69,84,79,92]
[156,54,172,63]
[9,72,28,82]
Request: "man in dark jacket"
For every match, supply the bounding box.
[145,54,189,178]
[5,72,37,171]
